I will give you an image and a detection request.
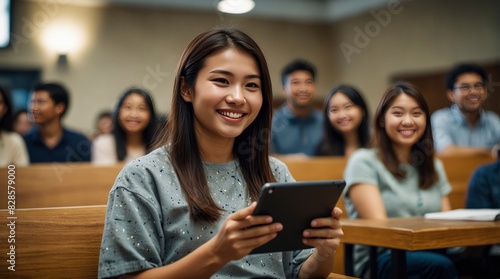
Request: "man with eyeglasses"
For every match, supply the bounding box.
[431,63,500,156]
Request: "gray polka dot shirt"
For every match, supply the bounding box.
[98,147,313,279]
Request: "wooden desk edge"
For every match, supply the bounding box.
[340,217,500,250]
[328,272,359,279]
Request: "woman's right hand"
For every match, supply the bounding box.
[206,202,283,263]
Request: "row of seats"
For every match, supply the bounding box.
[0,154,494,277]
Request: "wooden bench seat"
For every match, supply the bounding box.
[0,154,493,276]
[0,205,107,278]
[0,163,123,209]
[0,206,356,278]
[438,155,495,209]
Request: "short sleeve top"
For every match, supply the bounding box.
[342,148,451,276]
[98,147,313,279]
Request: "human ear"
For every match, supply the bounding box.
[282,84,291,97]
[180,77,192,102]
[55,103,66,116]
[446,90,455,103]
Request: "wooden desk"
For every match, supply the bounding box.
[341,217,500,278]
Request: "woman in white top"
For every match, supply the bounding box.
[0,85,29,166]
[315,84,370,157]
[92,88,157,165]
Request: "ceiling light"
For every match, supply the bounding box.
[217,0,255,14]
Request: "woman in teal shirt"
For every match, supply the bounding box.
[343,82,458,278]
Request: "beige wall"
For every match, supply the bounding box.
[327,0,500,114]
[1,0,499,133]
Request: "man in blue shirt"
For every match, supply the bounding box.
[431,64,500,156]
[24,82,91,163]
[271,59,323,156]
[457,146,500,278]
[466,145,500,209]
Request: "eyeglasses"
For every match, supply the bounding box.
[453,83,485,93]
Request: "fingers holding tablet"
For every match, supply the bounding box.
[302,209,344,253]
[250,180,346,254]
[208,202,285,261]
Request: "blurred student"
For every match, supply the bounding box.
[23,82,91,163]
[12,108,32,136]
[98,27,343,279]
[315,85,370,157]
[271,59,323,156]
[451,145,500,278]
[0,85,29,166]
[343,82,458,278]
[91,88,157,165]
[467,144,500,208]
[431,63,500,156]
[89,110,113,141]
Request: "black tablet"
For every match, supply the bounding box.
[250,180,345,254]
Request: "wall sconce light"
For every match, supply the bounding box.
[42,22,83,69]
[217,0,255,14]
[57,53,68,69]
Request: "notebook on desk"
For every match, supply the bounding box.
[424,209,500,221]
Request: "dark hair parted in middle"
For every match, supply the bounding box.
[373,81,437,189]
[316,85,370,156]
[112,87,157,161]
[154,27,276,223]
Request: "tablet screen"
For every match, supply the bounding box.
[250,180,345,254]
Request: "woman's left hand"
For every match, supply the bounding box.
[302,207,344,257]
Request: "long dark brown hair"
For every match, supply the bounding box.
[0,85,14,132]
[373,82,437,189]
[154,27,276,223]
[315,85,370,156]
[113,88,157,161]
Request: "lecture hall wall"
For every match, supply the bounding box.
[0,0,498,133]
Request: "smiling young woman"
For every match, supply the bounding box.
[91,87,157,165]
[315,84,370,157]
[342,82,459,279]
[98,27,344,279]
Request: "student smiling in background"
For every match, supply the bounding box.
[343,82,458,279]
[91,88,157,165]
[315,84,370,157]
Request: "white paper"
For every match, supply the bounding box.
[424,209,500,221]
